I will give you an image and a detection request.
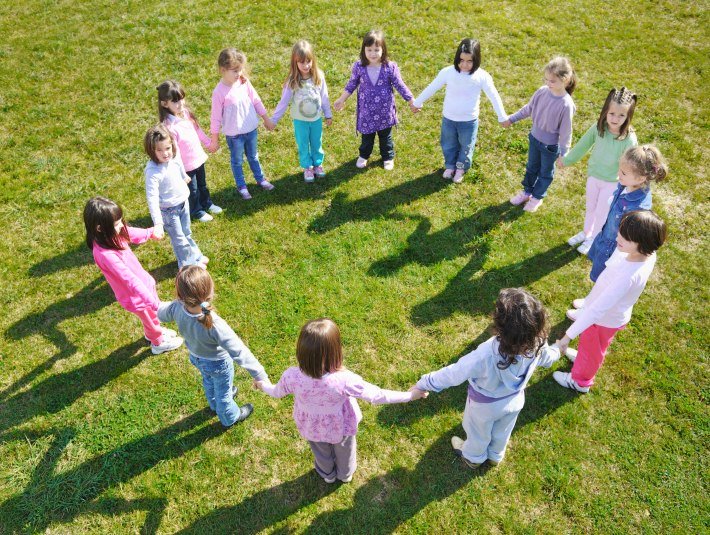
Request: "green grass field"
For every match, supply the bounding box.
[0,1,707,533]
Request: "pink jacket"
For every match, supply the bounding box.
[164,113,210,173]
[262,366,413,444]
[92,227,158,313]
[210,79,267,136]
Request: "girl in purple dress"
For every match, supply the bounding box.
[333,30,417,170]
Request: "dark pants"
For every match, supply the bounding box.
[308,435,357,481]
[359,127,394,161]
[186,164,213,218]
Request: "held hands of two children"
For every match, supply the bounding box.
[409,101,421,114]
[152,225,165,240]
[253,378,272,391]
[409,386,429,400]
[500,119,512,128]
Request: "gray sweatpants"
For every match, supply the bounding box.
[308,435,357,481]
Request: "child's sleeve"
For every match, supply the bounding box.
[416,341,490,392]
[157,301,177,323]
[507,88,539,124]
[562,123,596,166]
[536,343,561,368]
[413,68,447,108]
[271,85,294,124]
[190,114,212,147]
[212,318,269,381]
[481,72,508,122]
[341,372,413,404]
[144,170,163,227]
[126,226,153,245]
[628,130,638,147]
[246,81,267,116]
[98,251,158,310]
[260,368,296,398]
[343,62,361,94]
[558,100,575,156]
[320,76,332,119]
[210,86,224,135]
[390,62,414,102]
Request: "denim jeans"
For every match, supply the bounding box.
[522,133,559,199]
[440,117,479,171]
[186,163,213,219]
[226,128,265,188]
[293,118,324,168]
[359,127,394,160]
[189,354,243,427]
[161,201,202,268]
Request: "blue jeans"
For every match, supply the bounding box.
[186,163,213,219]
[160,201,202,268]
[189,354,243,427]
[522,133,559,199]
[226,128,265,188]
[293,118,324,168]
[440,117,479,171]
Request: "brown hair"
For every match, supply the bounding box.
[545,56,577,95]
[360,30,388,66]
[621,144,668,188]
[453,38,481,74]
[144,123,177,164]
[296,318,343,378]
[492,288,549,369]
[176,266,215,329]
[285,40,323,90]
[597,87,637,139]
[619,210,667,256]
[218,48,249,81]
[83,196,130,251]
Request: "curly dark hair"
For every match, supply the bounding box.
[492,288,549,369]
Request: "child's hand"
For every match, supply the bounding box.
[152,225,165,239]
[333,98,345,112]
[253,378,272,391]
[325,117,333,127]
[500,119,512,128]
[409,101,421,114]
[556,157,565,168]
[409,386,429,400]
[184,176,191,184]
[555,336,570,355]
[263,117,276,131]
[209,135,219,153]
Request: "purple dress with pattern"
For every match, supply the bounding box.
[344,61,413,134]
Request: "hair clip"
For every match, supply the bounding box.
[200,301,211,315]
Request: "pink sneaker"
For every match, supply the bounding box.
[259,180,275,191]
[452,169,465,183]
[523,197,543,212]
[510,191,531,206]
[313,165,326,177]
[356,157,367,168]
[442,169,454,179]
[303,168,315,183]
[237,187,252,200]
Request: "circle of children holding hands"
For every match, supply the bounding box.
[82,29,670,478]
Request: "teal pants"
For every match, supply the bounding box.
[293,118,324,168]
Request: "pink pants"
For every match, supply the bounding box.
[584,176,618,238]
[571,324,625,387]
[133,308,163,345]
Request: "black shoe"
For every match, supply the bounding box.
[233,403,253,424]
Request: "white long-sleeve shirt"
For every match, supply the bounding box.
[413,66,507,122]
[144,158,190,227]
[566,250,657,339]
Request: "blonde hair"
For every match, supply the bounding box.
[544,56,577,95]
[622,144,668,187]
[285,40,322,90]
[176,266,215,329]
[217,48,249,81]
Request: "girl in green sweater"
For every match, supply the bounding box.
[558,87,637,254]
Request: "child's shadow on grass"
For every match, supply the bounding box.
[176,470,339,535]
[212,158,366,221]
[2,262,176,401]
[0,409,226,534]
[307,170,447,234]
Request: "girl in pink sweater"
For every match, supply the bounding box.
[83,197,183,355]
[254,318,427,483]
[158,80,222,223]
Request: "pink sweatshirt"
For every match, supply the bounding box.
[210,79,267,136]
[164,113,210,172]
[92,227,159,313]
[262,366,413,444]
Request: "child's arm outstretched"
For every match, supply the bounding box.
[342,373,428,404]
[209,87,224,153]
[480,72,508,125]
[212,318,269,382]
[390,62,414,107]
[414,343,489,393]
[254,367,296,398]
[503,90,537,128]
[412,68,447,111]
[558,123,596,168]
[97,252,159,311]
[270,85,293,127]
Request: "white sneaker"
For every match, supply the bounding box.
[572,298,586,309]
[577,238,594,255]
[567,231,587,246]
[452,169,465,183]
[553,371,589,393]
[208,204,223,214]
[197,213,214,222]
[151,336,184,355]
[565,347,578,362]
[323,474,337,484]
[442,169,454,179]
[144,327,177,342]
[356,157,367,168]
[566,308,579,321]
[383,160,394,170]
[339,475,353,483]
